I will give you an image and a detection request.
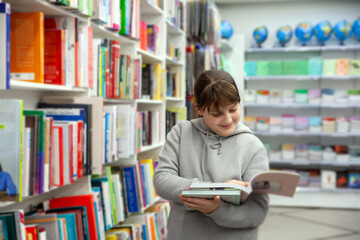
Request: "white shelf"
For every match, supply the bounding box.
[141,0,164,15]
[136,99,164,104]
[270,188,360,209]
[165,56,184,66]
[166,20,185,35]
[91,23,136,44]
[166,97,184,102]
[244,75,360,81]
[253,131,360,137]
[244,103,359,109]
[246,45,360,53]
[9,80,89,92]
[136,48,163,64]
[140,142,164,153]
[269,160,360,168]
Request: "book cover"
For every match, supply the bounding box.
[350,59,360,75]
[120,0,130,35]
[322,59,336,76]
[122,166,141,213]
[0,3,10,90]
[25,225,39,240]
[25,213,60,240]
[49,194,98,240]
[269,61,283,76]
[0,100,23,200]
[295,60,309,75]
[44,29,66,85]
[256,61,269,76]
[10,12,44,83]
[282,61,296,75]
[308,57,322,76]
[181,171,300,204]
[0,210,26,240]
[335,59,350,75]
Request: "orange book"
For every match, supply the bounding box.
[10,12,44,83]
[336,59,350,75]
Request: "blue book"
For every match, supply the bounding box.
[244,61,257,76]
[57,219,64,240]
[57,213,78,240]
[141,164,149,206]
[122,166,140,213]
[309,57,322,76]
[104,112,110,163]
[0,3,10,90]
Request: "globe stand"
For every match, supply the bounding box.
[256,43,264,48]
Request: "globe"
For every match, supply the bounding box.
[276,25,293,47]
[295,22,314,46]
[314,20,332,45]
[221,20,234,40]
[352,18,360,39]
[253,26,268,47]
[333,20,352,44]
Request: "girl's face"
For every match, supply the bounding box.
[198,103,241,136]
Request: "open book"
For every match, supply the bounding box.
[181,171,300,205]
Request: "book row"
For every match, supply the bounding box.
[244,115,360,133]
[288,169,360,189]
[139,21,160,55]
[265,143,360,164]
[245,88,360,105]
[166,0,185,31]
[244,58,360,77]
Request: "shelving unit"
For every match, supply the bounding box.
[0,0,187,236]
[244,44,360,209]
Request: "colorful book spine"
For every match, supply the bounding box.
[0,3,10,90]
[123,166,140,213]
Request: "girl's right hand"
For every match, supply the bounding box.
[225,179,249,187]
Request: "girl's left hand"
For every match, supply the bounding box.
[178,194,222,214]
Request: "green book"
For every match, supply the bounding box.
[296,60,309,75]
[322,59,336,76]
[269,61,283,76]
[0,214,16,239]
[106,166,117,224]
[309,57,323,76]
[283,61,296,75]
[120,0,130,35]
[350,59,360,75]
[256,61,269,76]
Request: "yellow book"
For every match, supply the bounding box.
[140,159,158,199]
[105,234,116,240]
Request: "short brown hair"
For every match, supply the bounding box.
[194,69,240,113]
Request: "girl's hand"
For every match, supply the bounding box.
[225,179,249,187]
[178,194,222,214]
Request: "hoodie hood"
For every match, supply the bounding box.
[190,118,253,138]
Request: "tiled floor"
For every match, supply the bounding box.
[258,207,360,240]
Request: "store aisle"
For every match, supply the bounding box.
[258,207,360,240]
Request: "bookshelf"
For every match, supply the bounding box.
[0,0,186,237]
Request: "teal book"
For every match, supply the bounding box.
[57,213,78,240]
[0,215,16,240]
[256,61,269,76]
[309,57,322,76]
[296,60,309,75]
[282,61,296,75]
[322,59,336,76]
[269,61,283,76]
[244,61,257,76]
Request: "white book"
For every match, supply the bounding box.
[116,104,131,158]
[91,39,101,97]
[321,170,336,189]
[22,127,32,197]
[53,122,71,185]
[92,189,106,240]
[0,3,10,90]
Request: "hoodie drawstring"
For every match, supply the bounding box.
[210,137,223,155]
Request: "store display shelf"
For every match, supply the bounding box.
[166,20,184,35]
[254,131,360,137]
[141,0,164,15]
[165,56,184,66]
[91,23,136,44]
[244,103,359,108]
[136,48,163,63]
[9,80,88,92]
[246,45,360,53]
[269,160,360,168]
[244,75,360,81]
[140,142,165,153]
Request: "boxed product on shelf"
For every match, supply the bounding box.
[269,150,281,160]
[269,117,282,131]
[322,59,336,76]
[335,59,350,75]
[269,61,283,76]
[244,61,257,76]
[334,145,349,163]
[244,89,256,102]
[322,146,336,162]
[282,61,296,75]
[256,116,269,131]
[282,89,294,103]
[347,89,360,103]
[256,61,269,76]
[308,89,321,104]
[295,144,308,161]
[256,90,269,103]
[295,116,308,131]
[349,116,360,132]
[294,89,308,104]
[321,88,335,103]
[321,170,337,189]
[336,117,350,133]
[308,145,322,162]
[282,143,295,160]
[243,116,256,130]
[334,89,348,103]
[348,172,360,188]
[308,116,322,132]
[269,89,282,103]
[308,57,322,76]
[295,60,309,75]
[282,114,295,132]
[336,171,349,188]
[349,145,360,163]
[322,118,336,133]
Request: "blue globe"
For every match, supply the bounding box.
[276,25,293,46]
[295,22,314,45]
[221,20,234,39]
[253,26,268,47]
[352,18,360,39]
[314,20,332,45]
[334,20,352,44]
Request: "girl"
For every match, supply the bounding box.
[153,69,269,240]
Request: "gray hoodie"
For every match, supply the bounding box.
[153,118,269,240]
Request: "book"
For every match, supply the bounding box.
[181,171,300,205]
[25,213,60,240]
[10,12,44,83]
[0,100,23,199]
[0,3,10,90]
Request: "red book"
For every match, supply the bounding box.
[77,121,83,178]
[49,194,98,240]
[111,41,120,98]
[53,126,64,187]
[140,20,147,51]
[25,225,39,240]
[44,30,65,85]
